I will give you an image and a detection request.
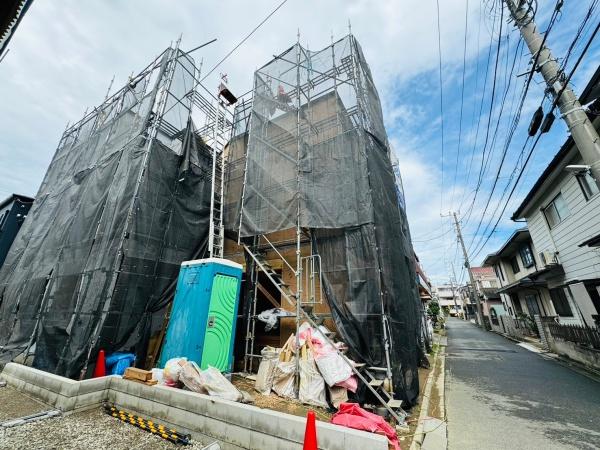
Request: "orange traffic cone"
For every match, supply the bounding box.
[303,410,318,450]
[92,349,106,378]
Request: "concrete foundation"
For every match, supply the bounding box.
[0,363,387,450]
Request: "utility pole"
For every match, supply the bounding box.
[450,263,465,320]
[449,274,459,318]
[504,0,600,181]
[452,212,484,327]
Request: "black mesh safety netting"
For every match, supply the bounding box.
[225,35,424,406]
[0,48,213,378]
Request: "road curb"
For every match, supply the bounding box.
[410,334,447,450]
[492,330,600,380]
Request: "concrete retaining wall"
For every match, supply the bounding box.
[0,363,387,450]
[538,320,600,372]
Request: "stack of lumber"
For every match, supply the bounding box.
[123,367,157,386]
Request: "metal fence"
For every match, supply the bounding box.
[547,322,600,350]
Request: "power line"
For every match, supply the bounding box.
[470,133,542,261]
[435,0,446,214]
[457,11,498,216]
[473,2,504,194]
[466,36,523,242]
[458,6,486,210]
[465,0,565,254]
[558,0,599,74]
[200,0,290,82]
[450,0,470,209]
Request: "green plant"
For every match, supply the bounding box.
[427,300,440,317]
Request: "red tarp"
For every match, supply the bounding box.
[330,402,400,450]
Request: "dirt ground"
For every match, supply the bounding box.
[232,374,333,422]
[0,385,49,421]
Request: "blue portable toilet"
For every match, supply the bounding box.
[159,258,243,372]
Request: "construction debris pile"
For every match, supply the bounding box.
[255,323,356,409]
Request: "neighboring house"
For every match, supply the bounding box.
[457,284,474,319]
[415,253,432,304]
[470,266,504,323]
[414,253,433,350]
[0,194,33,267]
[511,66,600,327]
[433,283,463,317]
[482,228,583,326]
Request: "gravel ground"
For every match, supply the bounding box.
[0,407,214,450]
[0,386,49,421]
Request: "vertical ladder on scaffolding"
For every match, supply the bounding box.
[209,76,237,258]
[209,97,225,259]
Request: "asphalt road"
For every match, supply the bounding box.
[445,318,600,450]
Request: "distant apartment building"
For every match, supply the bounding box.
[0,194,33,267]
[470,266,503,322]
[511,66,600,327]
[433,283,463,317]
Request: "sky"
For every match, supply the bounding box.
[0,0,599,285]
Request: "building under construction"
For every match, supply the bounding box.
[0,33,423,408]
[0,42,232,379]
[224,34,423,406]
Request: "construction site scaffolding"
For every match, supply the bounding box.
[225,33,422,416]
[0,39,236,379]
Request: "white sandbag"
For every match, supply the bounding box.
[198,366,242,402]
[151,368,164,385]
[255,358,277,394]
[255,346,280,394]
[163,357,187,386]
[299,357,327,408]
[272,359,296,398]
[315,351,352,387]
[328,385,349,409]
[179,361,208,394]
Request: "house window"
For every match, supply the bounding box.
[519,245,535,268]
[524,294,541,317]
[494,264,505,281]
[576,172,600,201]
[543,193,570,228]
[510,256,520,274]
[549,287,573,317]
[510,293,523,314]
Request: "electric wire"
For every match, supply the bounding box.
[200,0,290,82]
[469,133,541,261]
[457,10,499,219]
[450,0,470,209]
[465,0,564,257]
[465,36,523,243]
[435,0,446,214]
[558,0,599,74]
[458,6,486,210]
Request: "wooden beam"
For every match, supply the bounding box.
[257,282,280,308]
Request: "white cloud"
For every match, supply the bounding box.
[0,0,595,287]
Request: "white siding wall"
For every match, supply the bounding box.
[527,156,600,283]
[524,154,600,325]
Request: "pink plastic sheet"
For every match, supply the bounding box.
[331,402,400,450]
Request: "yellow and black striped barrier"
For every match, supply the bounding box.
[103,403,191,445]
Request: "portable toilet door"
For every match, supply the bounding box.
[200,272,241,372]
